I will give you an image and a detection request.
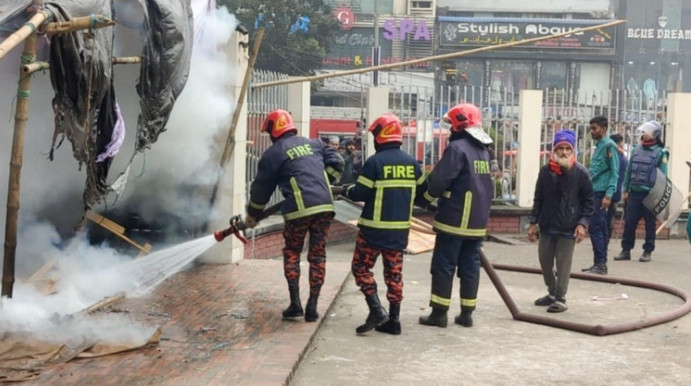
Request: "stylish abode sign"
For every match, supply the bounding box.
[438,17,615,50]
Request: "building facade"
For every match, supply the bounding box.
[622,0,691,104]
[435,0,619,107]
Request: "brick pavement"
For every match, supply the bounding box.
[27,259,351,386]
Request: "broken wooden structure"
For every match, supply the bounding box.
[0,3,141,297]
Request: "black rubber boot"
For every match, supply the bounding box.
[282,285,304,319]
[613,250,631,261]
[375,303,401,335]
[454,307,474,327]
[419,307,448,328]
[356,294,389,334]
[639,251,652,262]
[304,295,319,322]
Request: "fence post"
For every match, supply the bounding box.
[287,80,311,137]
[515,90,543,208]
[666,93,691,209]
[202,30,249,264]
[366,86,390,159]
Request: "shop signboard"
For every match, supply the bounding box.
[323,27,431,70]
[439,17,615,50]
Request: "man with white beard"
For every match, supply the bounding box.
[528,130,594,313]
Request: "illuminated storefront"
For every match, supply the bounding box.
[436,16,619,101]
[622,0,691,97]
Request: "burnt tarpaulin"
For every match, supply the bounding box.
[135,0,193,151]
[47,0,112,163]
[45,0,116,206]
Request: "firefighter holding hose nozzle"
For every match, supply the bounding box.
[245,109,343,323]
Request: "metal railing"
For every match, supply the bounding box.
[246,70,289,207]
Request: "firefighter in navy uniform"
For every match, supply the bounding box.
[417,103,493,328]
[343,113,426,335]
[246,109,343,322]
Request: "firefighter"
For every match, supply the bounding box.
[343,113,426,335]
[417,103,493,328]
[246,109,344,322]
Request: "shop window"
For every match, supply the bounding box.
[490,62,534,101]
[541,62,567,90]
[411,1,432,9]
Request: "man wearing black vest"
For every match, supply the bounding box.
[613,121,669,263]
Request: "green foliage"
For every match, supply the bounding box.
[219,0,340,75]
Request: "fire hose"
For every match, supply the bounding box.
[213,186,349,244]
[213,190,691,335]
[483,250,691,336]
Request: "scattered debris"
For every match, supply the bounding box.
[590,293,630,301]
[215,310,249,319]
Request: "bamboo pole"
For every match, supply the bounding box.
[0,10,50,62]
[253,19,626,89]
[205,27,266,215]
[43,14,115,35]
[22,56,142,74]
[2,2,45,298]
[111,56,141,64]
[220,27,265,168]
[20,61,49,74]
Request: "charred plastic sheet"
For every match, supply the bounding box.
[135,0,194,151]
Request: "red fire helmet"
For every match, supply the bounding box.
[441,103,492,145]
[368,113,403,145]
[261,109,297,140]
[444,103,482,132]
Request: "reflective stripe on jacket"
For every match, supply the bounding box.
[418,136,492,238]
[345,144,425,250]
[248,134,343,220]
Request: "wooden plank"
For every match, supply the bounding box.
[85,210,152,254]
[26,258,57,282]
[79,292,126,314]
[405,229,435,255]
[85,210,125,235]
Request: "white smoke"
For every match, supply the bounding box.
[0,5,239,339]
[110,6,237,229]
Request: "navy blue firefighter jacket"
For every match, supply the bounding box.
[345,143,426,250]
[417,134,493,238]
[248,133,344,221]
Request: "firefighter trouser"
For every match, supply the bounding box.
[428,232,481,311]
[351,231,404,304]
[282,212,334,297]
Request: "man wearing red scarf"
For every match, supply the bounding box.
[529,130,594,313]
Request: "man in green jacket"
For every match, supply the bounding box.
[582,116,619,275]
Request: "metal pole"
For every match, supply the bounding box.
[372,0,379,86]
[2,1,45,298]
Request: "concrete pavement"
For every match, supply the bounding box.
[291,238,691,386]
